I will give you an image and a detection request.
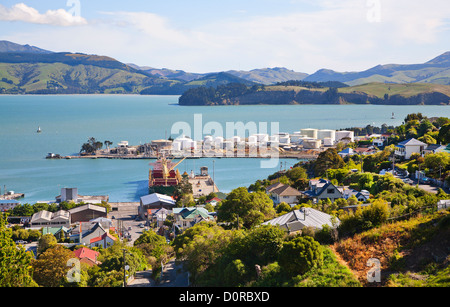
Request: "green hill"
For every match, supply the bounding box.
[305,52,450,86]
[0,50,255,95]
[179,82,450,106]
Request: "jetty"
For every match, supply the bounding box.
[46,128,358,161]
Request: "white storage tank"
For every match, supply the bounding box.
[290,134,305,144]
[172,141,182,151]
[232,136,241,143]
[318,130,336,142]
[303,139,322,149]
[323,138,334,147]
[300,128,318,139]
[336,130,355,142]
[223,141,234,150]
[269,135,279,142]
[254,134,269,143]
[248,135,258,145]
[279,136,290,144]
[204,135,214,143]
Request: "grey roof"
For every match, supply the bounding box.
[69,204,107,214]
[262,208,339,231]
[141,193,176,206]
[398,138,427,146]
[304,180,342,198]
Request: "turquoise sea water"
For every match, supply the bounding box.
[1,94,449,204]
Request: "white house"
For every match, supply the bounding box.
[0,199,21,212]
[173,207,214,231]
[89,232,117,249]
[266,183,302,206]
[395,138,427,160]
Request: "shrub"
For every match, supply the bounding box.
[278,236,323,276]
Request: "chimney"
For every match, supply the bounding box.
[79,222,82,244]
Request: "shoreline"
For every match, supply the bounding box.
[49,152,319,160]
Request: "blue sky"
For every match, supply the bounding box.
[0,0,449,73]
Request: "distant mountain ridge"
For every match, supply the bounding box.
[1,40,450,95]
[304,52,450,86]
[0,40,52,54]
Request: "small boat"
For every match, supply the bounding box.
[37,126,42,133]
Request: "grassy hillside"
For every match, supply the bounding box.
[339,82,450,98]
[333,210,450,286]
[0,62,153,94]
[179,81,450,106]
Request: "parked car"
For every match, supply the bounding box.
[15,240,27,245]
[419,177,431,184]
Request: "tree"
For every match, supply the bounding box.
[134,230,173,269]
[314,148,345,177]
[424,152,450,179]
[38,233,57,254]
[173,222,234,282]
[0,213,37,287]
[278,236,323,276]
[32,245,74,287]
[104,140,113,150]
[217,187,275,229]
[80,137,103,155]
[438,124,450,144]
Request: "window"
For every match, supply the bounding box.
[327,189,335,194]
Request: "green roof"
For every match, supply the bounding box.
[180,208,211,220]
[42,226,70,235]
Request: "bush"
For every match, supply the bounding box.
[278,236,323,276]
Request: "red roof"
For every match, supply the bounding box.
[73,247,99,262]
[206,197,223,203]
[90,232,118,244]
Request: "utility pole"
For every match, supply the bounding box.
[212,160,215,193]
[123,249,127,287]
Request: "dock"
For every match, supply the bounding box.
[0,193,25,200]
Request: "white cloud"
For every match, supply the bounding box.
[2,0,449,73]
[0,3,87,26]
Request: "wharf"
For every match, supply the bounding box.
[0,193,25,200]
[51,152,318,160]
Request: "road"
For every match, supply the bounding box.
[128,260,189,287]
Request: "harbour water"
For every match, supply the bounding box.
[1,94,449,204]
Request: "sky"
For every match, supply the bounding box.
[0,0,449,74]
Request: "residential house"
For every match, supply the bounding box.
[338,148,354,158]
[30,210,71,229]
[0,199,21,212]
[73,247,100,266]
[71,222,115,246]
[395,138,427,160]
[173,207,214,231]
[149,207,171,228]
[354,147,377,155]
[341,188,371,202]
[262,207,339,234]
[303,179,344,203]
[89,232,117,249]
[266,183,302,206]
[140,193,176,220]
[424,144,446,155]
[205,197,223,207]
[42,226,71,241]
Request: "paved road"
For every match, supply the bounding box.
[128,260,189,287]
